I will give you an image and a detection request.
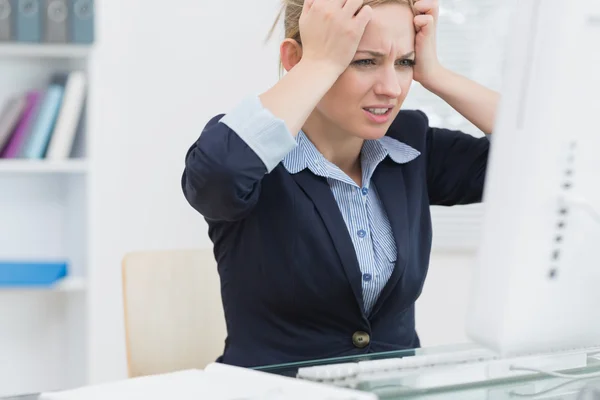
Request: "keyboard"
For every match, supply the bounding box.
[296,346,594,393]
[202,362,378,399]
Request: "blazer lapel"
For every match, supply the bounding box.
[292,170,366,314]
[370,159,410,317]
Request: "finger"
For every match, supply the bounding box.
[354,4,373,29]
[342,0,364,16]
[414,14,434,33]
[413,0,436,16]
[310,0,344,12]
[302,0,316,14]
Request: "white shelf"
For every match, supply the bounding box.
[0,159,88,174]
[52,276,87,292]
[0,10,95,396]
[0,277,87,293]
[0,44,92,59]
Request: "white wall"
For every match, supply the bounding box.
[416,251,477,347]
[88,0,284,384]
[87,0,479,385]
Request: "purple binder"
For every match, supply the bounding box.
[0,91,42,158]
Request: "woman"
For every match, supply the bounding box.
[182,0,499,368]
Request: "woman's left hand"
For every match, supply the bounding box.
[412,0,443,88]
[410,0,500,135]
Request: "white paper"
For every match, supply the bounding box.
[40,364,377,400]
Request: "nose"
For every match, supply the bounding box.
[374,66,402,98]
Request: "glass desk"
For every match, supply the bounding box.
[4,344,600,399]
[253,343,600,399]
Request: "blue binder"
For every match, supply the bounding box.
[12,0,42,43]
[0,261,68,287]
[70,0,93,44]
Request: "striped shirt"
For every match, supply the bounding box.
[282,131,420,314]
[220,95,421,315]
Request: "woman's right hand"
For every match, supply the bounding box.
[257,0,372,139]
[299,0,373,76]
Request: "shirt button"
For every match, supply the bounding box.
[357,229,366,238]
[361,187,368,196]
[363,273,372,282]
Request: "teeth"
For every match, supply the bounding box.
[366,108,389,115]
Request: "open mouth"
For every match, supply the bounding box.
[363,107,392,116]
[363,107,393,123]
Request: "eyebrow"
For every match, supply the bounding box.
[356,50,415,58]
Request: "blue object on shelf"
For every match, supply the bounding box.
[0,261,68,287]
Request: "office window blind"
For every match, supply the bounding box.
[402,0,517,251]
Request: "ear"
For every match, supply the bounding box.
[280,38,303,72]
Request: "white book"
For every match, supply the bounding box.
[45,72,87,160]
[39,364,377,400]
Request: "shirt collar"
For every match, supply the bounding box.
[282,130,420,175]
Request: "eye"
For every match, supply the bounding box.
[352,59,376,66]
[396,59,416,67]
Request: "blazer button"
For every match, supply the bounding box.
[352,331,370,348]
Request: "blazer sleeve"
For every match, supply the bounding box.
[423,111,490,206]
[181,96,297,221]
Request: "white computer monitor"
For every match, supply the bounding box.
[465,0,600,357]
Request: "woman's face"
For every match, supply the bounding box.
[314,3,416,140]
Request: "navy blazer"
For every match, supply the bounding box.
[181,109,490,368]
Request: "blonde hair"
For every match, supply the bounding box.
[266,0,416,74]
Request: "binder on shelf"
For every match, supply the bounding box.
[0,0,94,45]
[70,0,93,44]
[13,0,42,43]
[0,0,12,41]
[43,0,68,43]
[0,260,68,287]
